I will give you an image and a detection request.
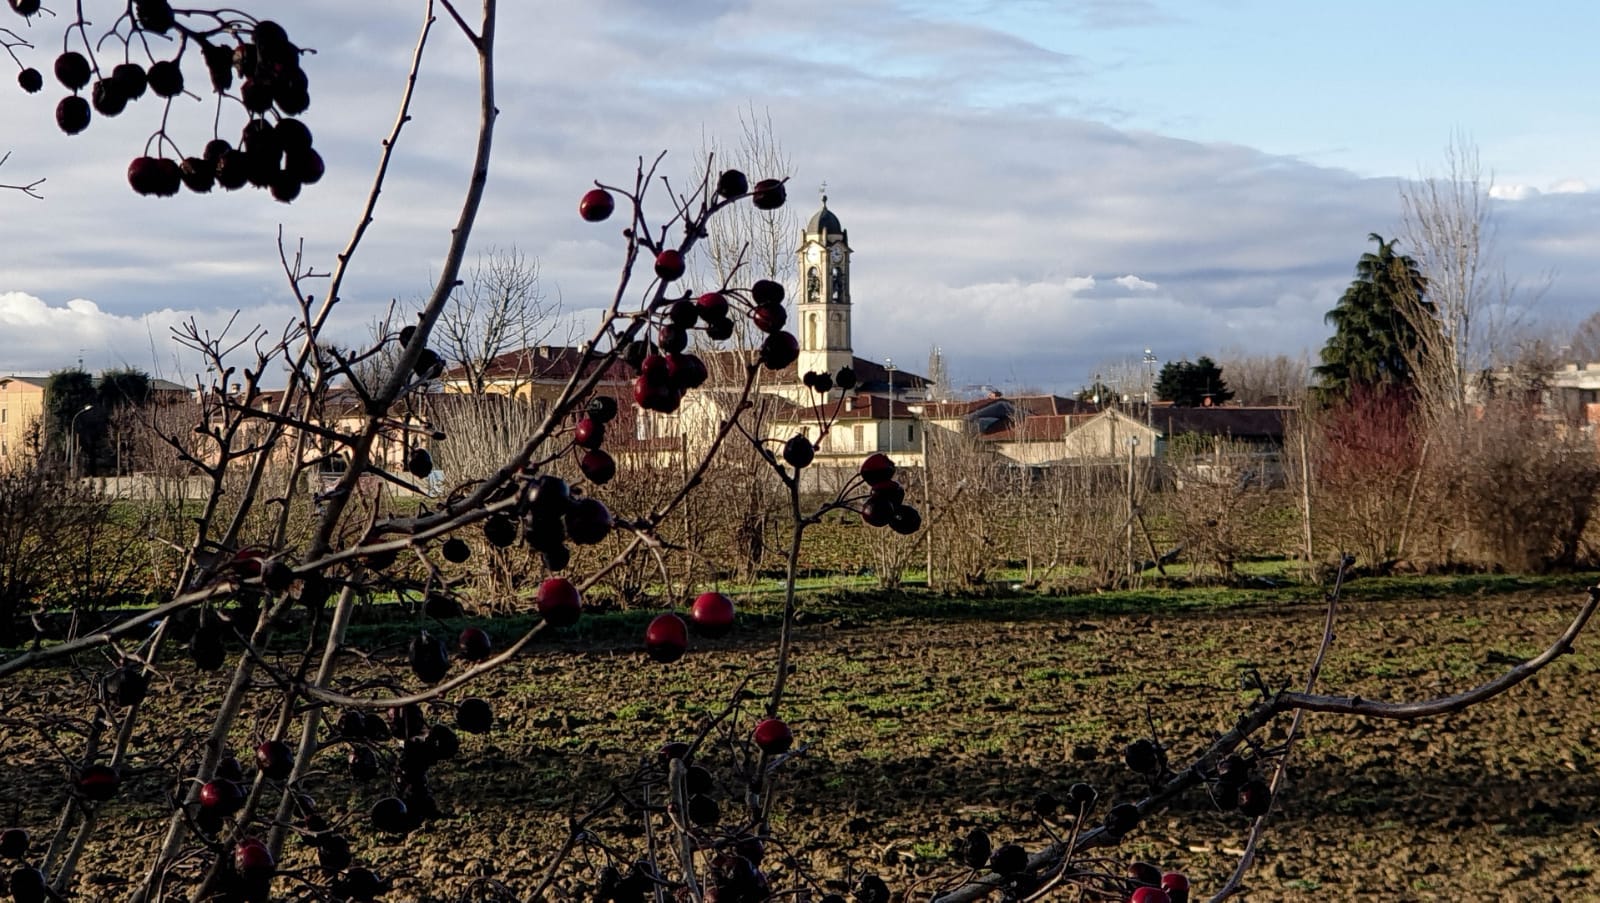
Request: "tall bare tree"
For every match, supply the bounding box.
[700,105,799,288]
[437,245,560,394]
[1399,135,1544,418]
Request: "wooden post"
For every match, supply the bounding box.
[1126,437,1137,580]
[1298,413,1316,583]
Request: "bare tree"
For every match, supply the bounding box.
[1570,309,1600,363]
[1399,135,1545,418]
[437,245,561,394]
[700,105,798,287]
[1216,351,1309,406]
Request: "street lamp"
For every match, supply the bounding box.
[884,357,896,453]
[68,403,93,479]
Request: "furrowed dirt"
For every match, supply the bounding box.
[2,586,1596,901]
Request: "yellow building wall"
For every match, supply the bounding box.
[0,379,45,469]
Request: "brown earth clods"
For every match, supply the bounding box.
[1,587,1598,902]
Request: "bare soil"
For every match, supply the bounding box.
[3,585,1598,901]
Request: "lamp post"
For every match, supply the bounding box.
[1142,348,1158,427]
[68,403,93,479]
[884,357,896,453]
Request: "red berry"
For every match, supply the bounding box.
[696,291,729,320]
[579,187,615,222]
[665,353,707,391]
[232,839,274,879]
[75,765,120,801]
[752,718,792,754]
[861,496,897,528]
[458,627,492,662]
[860,453,894,484]
[1129,888,1170,903]
[645,613,688,663]
[654,249,686,281]
[579,448,617,485]
[751,303,786,334]
[254,740,294,780]
[1161,872,1190,903]
[1127,861,1162,887]
[689,592,735,637]
[536,577,581,628]
[199,779,243,813]
[574,416,605,449]
[565,497,613,546]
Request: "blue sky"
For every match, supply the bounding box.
[1,0,1596,395]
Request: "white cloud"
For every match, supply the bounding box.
[1549,179,1590,194]
[1,2,1598,397]
[1490,184,1539,201]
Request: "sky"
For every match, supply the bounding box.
[1,0,1598,397]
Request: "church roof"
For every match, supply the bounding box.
[806,198,843,236]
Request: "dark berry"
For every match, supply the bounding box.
[111,62,147,100]
[1123,738,1163,775]
[716,169,748,198]
[782,435,814,469]
[961,828,991,869]
[751,178,786,210]
[17,68,42,94]
[134,0,175,33]
[759,331,799,370]
[54,52,91,90]
[751,279,784,305]
[91,79,128,117]
[1237,778,1272,817]
[215,149,250,190]
[586,395,619,423]
[988,843,1028,875]
[441,537,470,563]
[456,698,493,734]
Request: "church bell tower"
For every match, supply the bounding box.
[796,195,854,380]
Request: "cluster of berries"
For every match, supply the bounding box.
[8,3,322,201]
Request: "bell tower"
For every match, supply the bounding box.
[796,194,853,381]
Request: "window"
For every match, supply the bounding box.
[1,408,6,423]
[852,424,864,449]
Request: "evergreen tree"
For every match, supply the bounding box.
[1314,233,1431,398]
[1154,356,1234,407]
[43,369,96,466]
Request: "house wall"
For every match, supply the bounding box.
[992,439,1067,466]
[0,379,44,469]
[1060,415,1158,460]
